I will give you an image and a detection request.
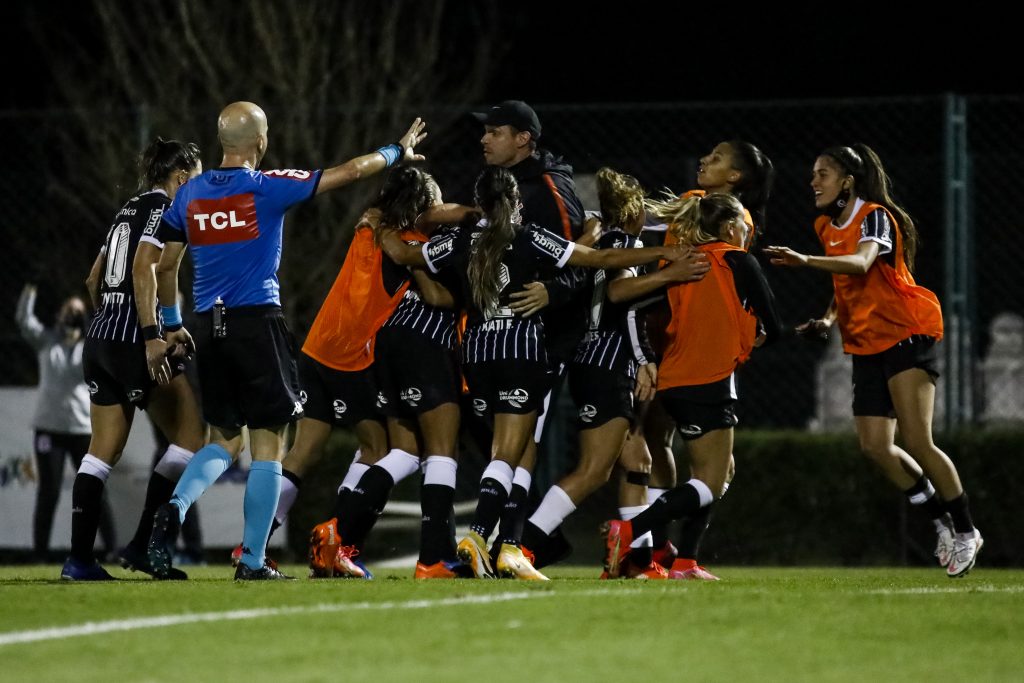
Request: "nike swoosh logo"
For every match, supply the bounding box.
[829,239,844,247]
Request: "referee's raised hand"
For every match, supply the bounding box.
[399,118,428,163]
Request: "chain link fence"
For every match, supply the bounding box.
[3,96,1022,432]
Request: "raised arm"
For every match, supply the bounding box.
[316,119,427,195]
[16,283,45,347]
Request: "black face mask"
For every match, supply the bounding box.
[61,312,88,335]
[824,186,852,219]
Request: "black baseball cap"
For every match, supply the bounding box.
[471,100,542,139]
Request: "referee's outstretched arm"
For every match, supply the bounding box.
[316,119,427,195]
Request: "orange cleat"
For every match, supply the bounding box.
[332,544,366,579]
[414,559,474,579]
[600,520,633,578]
[626,561,669,580]
[668,558,720,581]
[308,518,342,578]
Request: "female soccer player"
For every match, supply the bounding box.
[61,138,205,581]
[764,144,981,577]
[603,192,783,578]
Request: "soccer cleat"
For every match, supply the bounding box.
[946,529,984,578]
[600,520,633,579]
[456,531,496,578]
[234,561,295,581]
[308,518,342,578]
[496,543,549,581]
[231,543,277,571]
[626,561,669,580]
[668,558,720,581]
[148,503,182,580]
[60,557,115,581]
[652,540,679,569]
[119,543,187,580]
[934,523,955,568]
[415,559,475,579]
[332,546,367,579]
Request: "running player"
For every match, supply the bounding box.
[764,144,981,577]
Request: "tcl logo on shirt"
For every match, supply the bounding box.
[187,194,259,246]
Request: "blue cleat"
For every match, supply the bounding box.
[60,557,115,581]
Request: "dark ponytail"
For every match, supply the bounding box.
[821,143,918,271]
[468,166,520,317]
[371,166,438,243]
[138,137,201,191]
[727,140,774,242]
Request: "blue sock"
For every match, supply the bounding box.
[241,460,283,570]
[170,444,232,523]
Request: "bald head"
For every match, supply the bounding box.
[217,101,268,151]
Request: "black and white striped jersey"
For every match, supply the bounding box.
[422,219,574,364]
[572,229,645,377]
[379,288,458,350]
[86,190,168,343]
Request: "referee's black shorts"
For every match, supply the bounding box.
[374,326,460,419]
[297,351,381,427]
[568,363,635,429]
[193,305,303,430]
[852,335,940,418]
[83,337,184,408]
[463,359,549,417]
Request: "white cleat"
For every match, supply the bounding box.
[934,523,955,568]
[496,544,549,581]
[946,529,983,578]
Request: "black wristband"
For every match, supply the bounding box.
[142,325,160,341]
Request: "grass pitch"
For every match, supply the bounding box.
[1,564,1022,682]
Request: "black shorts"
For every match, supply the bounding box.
[193,305,303,430]
[852,335,940,418]
[463,359,549,417]
[658,377,738,441]
[298,352,381,427]
[568,364,634,429]
[83,338,184,408]
[374,327,460,418]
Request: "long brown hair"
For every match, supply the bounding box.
[821,144,919,270]
[596,167,645,230]
[371,166,438,244]
[468,166,520,317]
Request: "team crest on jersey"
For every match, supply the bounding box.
[579,404,598,423]
[400,387,423,407]
[332,399,347,417]
[263,169,313,181]
[472,398,488,416]
[498,388,529,409]
[187,193,259,246]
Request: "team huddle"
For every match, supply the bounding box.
[60,99,982,583]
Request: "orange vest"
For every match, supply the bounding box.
[302,217,424,371]
[657,242,758,389]
[814,201,943,355]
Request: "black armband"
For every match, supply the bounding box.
[141,325,161,341]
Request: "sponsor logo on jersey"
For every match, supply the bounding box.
[127,389,144,403]
[426,236,455,262]
[400,387,423,407]
[332,399,347,417]
[579,404,598,423]
[498,388,529,409]
[187,193,259,246]
[263,169,314,181]
[144,207,164,236]
[531,230,565,259]
[87,381,99,395]
[472,398,488,416]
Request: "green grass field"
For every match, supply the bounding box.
[1,564,1022,682]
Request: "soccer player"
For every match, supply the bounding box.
[764,144,982,577]
[146,101,427,580]
[60,138,205,581]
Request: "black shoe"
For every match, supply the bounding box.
[60,557,116,581]
[234,561,295,581]
[535,526,574,570]
[119,543,188,580]
[148,503,182,580]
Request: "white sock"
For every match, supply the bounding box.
[423,455,457,488]
[512,466,532,491]
[481,460,514,496]
[686,478,715,507]
[619,505,653,548]
[79,454,112,482]
[647,487,667,506]
[376,448,421,484]
[275,475,300,525]
[339,462,370,494]
[528,486,576,535]
[153,444,194,481]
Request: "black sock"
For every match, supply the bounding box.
[70,473,105,563]
[631,484,703,538]
[904,475,948,521]
[419,484,455,565]
[651,522,670,550]
[129,472,177,549]
[628,546,653,568]
[268,517,282,542]
[945,493,975,534]
[497,483,529,546]
[520,520,546,554]
[470,478,508,540]
[340,465,395,549]
[677,502,714,559]
[332,488,351,523]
